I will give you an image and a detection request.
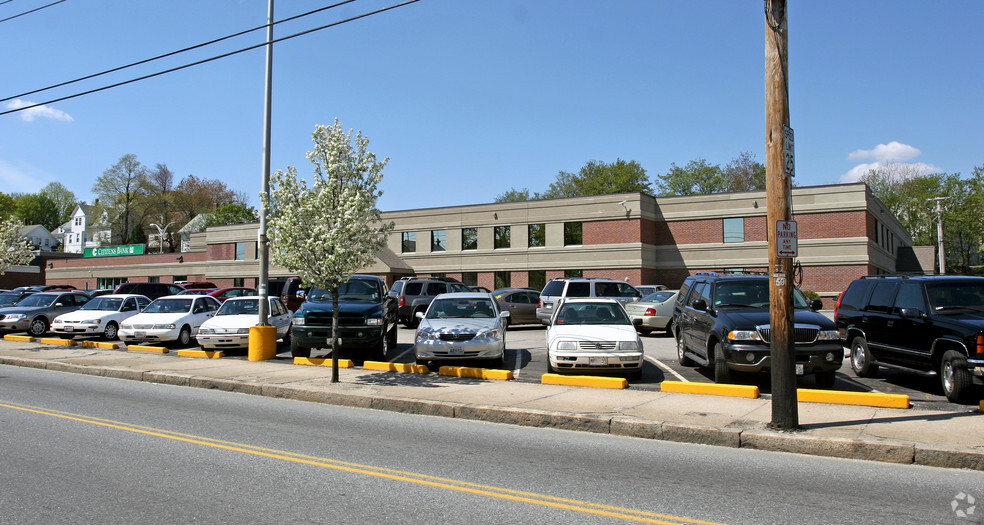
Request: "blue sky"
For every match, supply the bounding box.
[1,0,981,213]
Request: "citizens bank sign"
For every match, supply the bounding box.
[84,244,146,257]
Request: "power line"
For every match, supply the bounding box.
[0,0,419,117]
[1,0,357,103]
[0,0,67,24]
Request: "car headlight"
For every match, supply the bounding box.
[728,330,762,342]
[120,323,132,330]
[473,329,500,341]
[198,328,214,335]
[817,329,839,341]
[153,324,176,330]
[365,318,382,326]
[415,329,439,342]
[293,316,306,327]
[618,340,640,350]
[556,341,577,350]
[82,319,102,325]
[5,314,25,321]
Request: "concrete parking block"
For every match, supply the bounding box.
[3,335,35,342]
[541,373,627,389]
[294,357,354,368]
[128,345,169,353]
[439,365,513,380]
[660,380,760,399]
[177,349,225,359]
[797,388,909,409]
[364,361,429,374]
[82,341,120,349]
[40,337,76,346]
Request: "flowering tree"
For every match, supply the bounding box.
[263,119,393,381]
[0,216,36,274]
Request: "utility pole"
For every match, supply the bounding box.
[257,0,274,325]
[764,0,798,430]
[928,197,948,274]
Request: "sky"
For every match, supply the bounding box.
[1,0,981,214]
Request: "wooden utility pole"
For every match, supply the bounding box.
[764,0,798,429]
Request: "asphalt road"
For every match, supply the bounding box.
[1,365,979,525]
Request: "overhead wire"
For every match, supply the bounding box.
[1,0,357,103]
[0,0,67,24]
[0,0,420,117]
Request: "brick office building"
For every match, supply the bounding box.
[46,183,917,306]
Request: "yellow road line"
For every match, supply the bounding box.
[0,400,724,525]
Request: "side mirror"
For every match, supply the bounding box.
[500,311,510,318]
[541,318,551,326]
[415,311,425,320]
[296,290,306,298]
[809,299,823,311]
[899,307,924,319]
[692,299,707,311]
[632,318,643,327]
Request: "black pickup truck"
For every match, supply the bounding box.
[289,275,398,361]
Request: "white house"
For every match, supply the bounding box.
[19,224,59,251]
[60,203,111,254]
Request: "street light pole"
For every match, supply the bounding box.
[149,221,175,254]
[928,197,949,274]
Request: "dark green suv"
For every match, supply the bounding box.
[673,273,842,387]
[835,274,984,403]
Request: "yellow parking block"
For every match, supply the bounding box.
[127,345,169,354]
[40,337,77,346]
[541,373,627,389]
[439,366,514,380]
[797,388,909,409]
[660,380,760,399]
[82,341,120,349]
[4,335,35,342]
[177,349,225,359]
[293,357,355,368]
[363,361,429,374]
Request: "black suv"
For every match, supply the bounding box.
[835,274,984,403]
[389,276,471,328]
[673,273,842,386]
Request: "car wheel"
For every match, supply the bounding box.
[280,328,291,348]
[713,342,733,383]
[372,328,389,361]
[627,368,643,381]
[676,332,695,366]
[850,337,878,378]
[408,309,423,329]
[28,317,48,337]
[176,326,192,347]
[941,350,973,403]
[664,320,674,336]
[546,352,556,374]
[387,323,398,348]
[103,322,119,341]
[814,370,836,389]
[291,336,311,358]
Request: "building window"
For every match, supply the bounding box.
[495,271,511,289]
[723,218,744,243]
[564,222,582,246]
[402,232,416,253]
[565,269,583,278]
[528,224,545,247]
[528,270,546,291]
[494,226,511,249]
[431,230,446,252]
[233,277,244,287]
[148,276,159,283]
[235,242,246,260]
[462,228,477,250]
[97,277,126,289]
[173,275,187,283]
[461,272,478,286]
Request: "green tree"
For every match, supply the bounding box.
[541,159,651,199]
[0,192,15,219]
[15,193,60,231]
[723,152,767,192]
[92,154,150,244]
[494,188,537,203]
[38,181,78,226]
[654,158,726,196]
[205,202,259,226]
[0,216,35,274]
[263,119,394,382]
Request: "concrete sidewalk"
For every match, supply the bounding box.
[1,338,982,471]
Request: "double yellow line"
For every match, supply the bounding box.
[0,400,725,525]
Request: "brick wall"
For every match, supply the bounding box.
[583,219,641,245]
[655,210,871,246]
[208,243,236,260]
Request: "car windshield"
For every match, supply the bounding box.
[81,297,122,311]
[554,302,630,325]
[217,299,260,316]
[14,294,57,307]
[642,291,675,303]
[426,298,497,319]
[714,280,810,308]
[309,280,380,302]
[143,298,193,314]
[0,293,24,307]
[926,282,984,312]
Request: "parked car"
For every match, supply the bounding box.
[0,291,92,336]
[634,284,667,297]
[114,282,185,300]
[536,277,641,323]
[468,286,492,293]
[414,292,508,368]
[673,272,842,387]
[86,289,117,298]
[544,298,644,379]
[118,295,221,346]
[0,290,33,307]
[196,296,292,350]
[835,274,984,403]
[208,287,256,303]
[492,288,541,327]
[177,288,216,296]
[175,281,217,289]
[390,276,471,328]
[279,277,308,312]
[51,294,151,340]
[624,290,679,335]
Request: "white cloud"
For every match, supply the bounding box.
[838,161,942,184]
[4,99,73,122]
[847,141,920,163]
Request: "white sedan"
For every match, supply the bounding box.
[623,290,679,336]
[119,295,221,347]
[196,296,292,350]
[51,294,151,340]
[545,298,644,379]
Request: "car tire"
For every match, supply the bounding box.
[941,350,973,404]
[676,332,695,366]
[372,328,389,361]
[103,322,119,341]
[291,336,311,358]
[850,336,878,378]
[280,328,291,348]
[487,355,504,369]
[713,342,733,384]
[176,326,192,347]
[814,370,836,389]
[387,323,398,348]
[29,317,48,337]
[546,353,556,374]
[408,309,423,329]
[664,320,674,336]
[627,368,643,381]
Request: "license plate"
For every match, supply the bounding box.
[448,346,463,355]
[795,364,804,375]
[135,331,146,338]
[63,327,74,332]
[589,357,608,366]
